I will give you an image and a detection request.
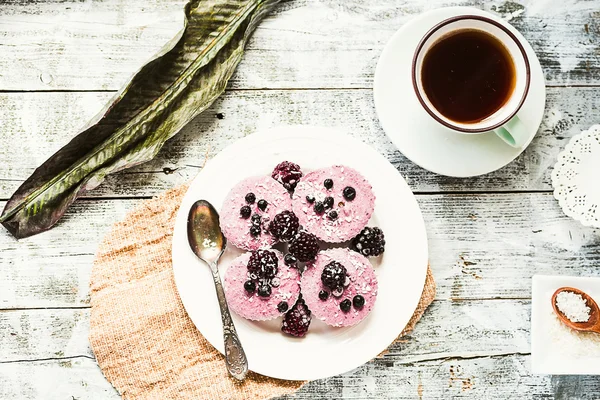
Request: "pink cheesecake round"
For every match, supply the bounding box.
[224,250,301,321]
[220,175,292,251]
[292,165,375,242]
[301,248,378,327]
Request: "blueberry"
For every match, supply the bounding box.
[306,195,315,204]
[327,210,338,220]
[245,192,256,204]
[251,214,262,225]
[340,299,352,312]
[257,285,272,297]
[323,196,334,209]
[244,280,256,293]
[277,301,289,313]
[257,199,268,211]
[284,254,298,266]
[353,294,365,308]
[314,202,325,215]
[318,290,329,301]
[240,206,251,219]
[250,226,261,237]
[343,186,356,201]
[324,179,334,190]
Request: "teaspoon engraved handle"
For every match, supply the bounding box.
[211,266,248,380]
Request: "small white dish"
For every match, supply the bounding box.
[171,126,429,380]
[552,124,600,228]
[532,275,600,375]
[374,7,546,177]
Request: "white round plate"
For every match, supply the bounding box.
[374,7,546,177]
[172,126,429,381]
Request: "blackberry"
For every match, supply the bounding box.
[343,186,356,201]
[244,280,256,293]
[314,202,325,215]
[340,299,352,312]
[353,295,365,309]
[272,161,303,191]
[289,232,320,262]
[351,227,385,257]
[327,210,338,221]
[318,290,329,301]
[257,199,268,211]
[321,261,347,291]
[324,179,333,190]
[249,226,261,237]
[245,193,256,204]
[247,250,279,278]
[323,196,334,209]
[257,285,272,297]
[306,195,315,204]
[284,254,298,266]
[277,301,289,313]
[240,206,251,219]
[281,297,311,337]
[268,211,300,242]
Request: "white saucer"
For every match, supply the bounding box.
[171,126,429,380]
[374,7,546,177]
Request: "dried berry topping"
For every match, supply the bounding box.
[306,195,315,204]
[353,295,365,309]
[268,210,300,242]
[351,227,385,257]
[340,299,352,312]
[289,232,320,262]
[314,202,325,215]
[318,290,329,301]
[281,297,311,337]
[240,206,251,219]
[257,199,268,211]
[343,186,356,201]
[245,192,256,204]
[323,196,334,209]
[321,261,347,291]
[272,161,303,191]
[324,179,333,190]
[251,214,262,225]
[284,254,298,266]
[327,210,338,221]
[277,301,289,313]
[244,280,256,293]
[247,250,279,279]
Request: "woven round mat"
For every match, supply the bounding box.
[89,184,436,400]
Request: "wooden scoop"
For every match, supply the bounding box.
[551,287,600,334]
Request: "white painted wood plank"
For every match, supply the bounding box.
[0,0,598,91]
[2,354,599,399]
[1,194,598,308]
[0,86,594,198]
[0,300,529,363]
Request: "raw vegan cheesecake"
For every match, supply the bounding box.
[220,175,292,251]
[292,165,375,242]
[224,249,301,321]
[301,248,378,327]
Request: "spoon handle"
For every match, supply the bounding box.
[210,266,248,380]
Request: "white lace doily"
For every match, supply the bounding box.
[552,125,600,228]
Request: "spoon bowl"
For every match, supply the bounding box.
[551,287,600,334]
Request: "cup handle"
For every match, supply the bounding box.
[493,115,529,148]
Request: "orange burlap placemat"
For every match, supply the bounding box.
[89,184,436,400]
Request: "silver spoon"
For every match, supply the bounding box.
[187,200,248,380]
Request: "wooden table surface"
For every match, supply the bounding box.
[1,0,599,398]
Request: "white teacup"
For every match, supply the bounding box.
[412,15,531,148]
